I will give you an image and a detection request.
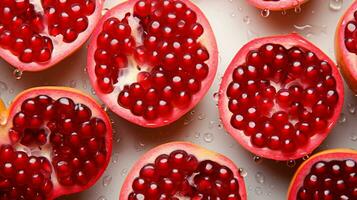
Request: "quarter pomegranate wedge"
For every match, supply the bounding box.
[120,142,247,200]
[335,1,357,93]
[0,0,103,72]
[87,0,218,128]
[288,149,357,200]
[218,33,344,161]
[246,0,309,11]
[0,87,112,200]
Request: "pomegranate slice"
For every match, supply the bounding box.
[87,0,218,128]
[218,33,344,161]
[335,1,357,93]
[0,0,103,72]
[120,142,247,200]
[288,149,357,200]
[246,0,309,11]
[0,87,112,199]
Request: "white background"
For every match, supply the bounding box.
[0,0,355,199]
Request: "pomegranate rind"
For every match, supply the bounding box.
[287,149,357,200]
[335,1,357,93]
[1,86,112,199]
[0,0,104,72]
[87,0,218,128]
[246,0,309,11]
[119,141,247,200]
[218,33,344,161]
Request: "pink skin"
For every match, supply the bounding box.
[287,149,357,200]
[0,0,103,72]
[0,87,112,200]
[87,0,218,128]
[218,33,344,161]
[119,141,247,200]
[246,0,309,11]
[335,1,357,93]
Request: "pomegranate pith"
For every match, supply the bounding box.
[0,0,103,71]
[87,0,218,128]
[0,87,112,200]
[219,34,344,161]
[288,149,357,200]
[335,1,357,93]
[246,0,309,11]
[120,142,247,200]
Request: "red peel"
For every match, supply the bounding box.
[0,87,112,200]
[246,0,309,11]
[218,33,344,161]
[87,0,218,128]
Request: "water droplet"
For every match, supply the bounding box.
[348,103,356,115]
[338,113,347,124]
[190,110,195,115]
[203,132,214,143]
[287,160,296,168]
[255,172,265,184]
[255,186,263,195]
[9,89,14,94]
[231,12,236,17]
[111,153,119,164]
[13,69,23,80]
[91,88,96,95]
[101,104,108,112]
[97,196,107,200]
[243,16,251,24]
[281,10,287,15]
[329,0,343,11]
[213,92,220,101]
[69,80,77,88]
[302,155,310,161]
[198,113,206,120]
[253,156,263,164]
[121,168,128,176]
[208,121,215,129]
[194,132,200,138]
[350,132,357,142]
[261,9,270,17]
[135,142,145,151]
[239,168,248,177]
[294,5,302,13]
[102,175,112,187]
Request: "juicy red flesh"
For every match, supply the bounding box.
[1,95,107,199]
[0,0,95,63]
[128,150,241,200]
[94,0,210,121]
[297,159,357,200]
[344,11,357,54]
[226,43,339,153]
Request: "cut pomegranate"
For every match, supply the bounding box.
[288,149,357,200]
[218,34,344,161]
[0,0,103,72]
[87,0,218,128]
[0,87,112,199]
[120,142,247,200]
[335,1,357,93]
[246,0,309,11]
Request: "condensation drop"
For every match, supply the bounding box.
[112,153,119,164]
[329,0,343,11]
[255,172,265,184]
[91,88,96,95]
[135,142,145,152]
[239,168,248,177]
[198,113,206,120]
[121,168,128,176]
[287,160,296,168]
[281,10,287,15]
[69,80,77,88]
[253,156,263,164]
[13,69,23,80]
[0,81,8,95]
[294,5,302,13]
[302,155,310,161]
[101,104,108,112]
[97,196,107,200]
[203,132,214,143]
[243,16,251,24]
[255,186,263,195]
[348,103,356,115]
[261,9,270,17]
[102,175,112,187]
[350,132,357,141]
[194,132,200,138]
[338,113,347,124]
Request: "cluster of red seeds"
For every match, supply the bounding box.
[0,145,53,200]
[129,150,241,199]
[227,44,339,152]
[95,0,210,120]
[345,11,357,54]
[297,159,357,199]
[0,0,95,63]
[9,95,107,188]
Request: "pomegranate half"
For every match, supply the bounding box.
[0,87,112,200]
[218,33,344,161]
[335,1,357,93]
[87,0,218,128]
[246,0,309,11]
[0,0,103,72]
[288,149,357,200]
[120,142,247,199]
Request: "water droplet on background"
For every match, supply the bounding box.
[198,113,206,120]
[243,16,251,24]
[294,5,302,13]
[203,132,214,143]
[261,9,270,17]
[348,103,356,115]
[13,69,23,80]
[329,0,343,11]
[350,132,357,141]
[255,172,265,184]
[97,196,107,200]
[239,168,248,177]
[255,186,263,195]
[287,160,296,168]
[121,168,128,176]
[102,175,112,187]
[112,153,119,164]
[253,156,263,164]
[302,155,310,161]
[338,113,347,124]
